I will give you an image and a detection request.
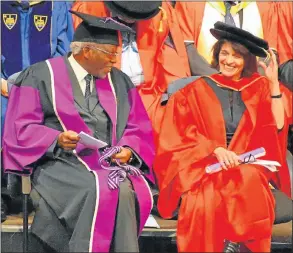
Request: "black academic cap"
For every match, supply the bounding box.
[70,10,135,45]
[210,21,269,57]
[105,1,162,21]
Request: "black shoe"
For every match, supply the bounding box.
[223,241,240,253]
[1,197,8,223]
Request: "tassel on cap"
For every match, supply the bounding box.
[261,48,271,64]
[158,6,167,32]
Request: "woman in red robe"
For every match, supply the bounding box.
[154,22,291,252]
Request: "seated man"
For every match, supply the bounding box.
[70,1,195,143]
[2,11,155,252]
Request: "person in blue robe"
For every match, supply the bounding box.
[1,0,74,221]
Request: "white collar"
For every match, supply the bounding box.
[68,54,89,83]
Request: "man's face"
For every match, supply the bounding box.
[83,44,118,78]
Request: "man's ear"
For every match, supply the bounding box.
[82,47,91,59]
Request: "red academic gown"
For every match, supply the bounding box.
[71,1,190,141]
[275,2,293,65]
[154,73,291,252]
[174,2,292,64]
[280,84,293,159]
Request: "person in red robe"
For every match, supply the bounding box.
[174,1,293,65]
[154,22,291,252]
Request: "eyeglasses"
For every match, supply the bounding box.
[85,45,120,57]
[241,154,256,164]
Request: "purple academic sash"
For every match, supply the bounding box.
[47,57,153,252]
[2,2,23,76]
[28,1,52,66]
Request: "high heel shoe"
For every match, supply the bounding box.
[223,240,240,253]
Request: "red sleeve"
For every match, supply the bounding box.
[258,2,293,64]
[252,79,291,196]
[276,2,293,63]
[257,2,278,50]
[280,84,292,124]
[174,2,205,43]
[154,84,220,190]
[154,81,228,218]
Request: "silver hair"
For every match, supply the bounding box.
[70,41,101,55]
[70,42,84,55]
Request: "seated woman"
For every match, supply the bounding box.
[154,22,291,252]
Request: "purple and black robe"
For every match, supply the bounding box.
[2,55,155,252]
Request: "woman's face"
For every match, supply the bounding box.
[218,42,245,81]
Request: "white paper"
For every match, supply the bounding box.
[78,131,108,149]
[260,165,278,172]
[251,159,281,167]
[251,159,280,172]
[144,214,160,228]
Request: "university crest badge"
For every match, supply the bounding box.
[34,15,47,31]
[3,14,17,30]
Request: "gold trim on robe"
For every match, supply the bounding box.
[15,0,43,7]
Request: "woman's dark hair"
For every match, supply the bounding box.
[211,39,258,77]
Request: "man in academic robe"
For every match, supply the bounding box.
[2,11,154,252]
[70,1,191,142]
[1,0,74,220]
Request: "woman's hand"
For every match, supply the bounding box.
[213,147,240,170]
[258,48,280,94]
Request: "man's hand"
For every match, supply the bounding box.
[57,130,80,150]
[213,147,240,170]
[1,78,8,97]
[111,147,132,164]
